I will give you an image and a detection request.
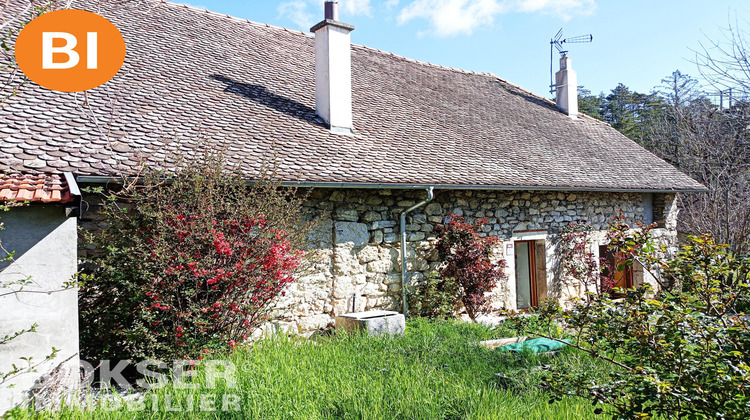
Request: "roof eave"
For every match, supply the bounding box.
[74,176,707,194]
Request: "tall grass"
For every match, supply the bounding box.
[12,319,611,419]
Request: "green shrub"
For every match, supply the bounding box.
[510,220,750,419]
[408,271,461,319]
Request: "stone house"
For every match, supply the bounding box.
[0,0,705,343]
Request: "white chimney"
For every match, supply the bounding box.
[555,54,578,119]
[311,1,355,135]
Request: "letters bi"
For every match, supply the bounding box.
[42,32,98,70]
[15,8,126,91]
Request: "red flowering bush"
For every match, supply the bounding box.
[434,214,506,321]
[79,153,312,360]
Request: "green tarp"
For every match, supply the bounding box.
[497,337,571,353]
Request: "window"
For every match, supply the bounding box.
[599,245,632,297]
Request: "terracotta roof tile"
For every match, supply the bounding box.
[0,0,706,192]
[0,173,73,203]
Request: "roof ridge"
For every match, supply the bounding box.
[157,0,643,121]
[161,0,312,38]
[162,1,509,83]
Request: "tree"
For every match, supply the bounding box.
[694,16,750,95]
[577,70,750,253]
[578,87,605,120]
[79,152,313,360]
[599,84,666,147]
[648,70,701,166]
[579,84,666,148]
[687,17,750,253]
[647,70,750,253]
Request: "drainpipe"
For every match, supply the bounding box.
[400,187,434,316]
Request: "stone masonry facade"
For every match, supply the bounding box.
[269,188,679,335]
[79,187,678,336]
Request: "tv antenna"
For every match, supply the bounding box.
[549,29,593,94]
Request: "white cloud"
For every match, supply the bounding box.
[341,0,373,17]
[514,0,596,20]
[397,0,596,37]
[398,0,506,37]
[277,1,315,30]
[278,0,594,35]
[278,0,373,30]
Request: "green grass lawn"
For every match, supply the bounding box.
[12,319,610,419]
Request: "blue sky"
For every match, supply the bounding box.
[180,0,747,99]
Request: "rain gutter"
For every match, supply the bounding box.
[63,171,82,218]
[400,187,434,316]
[74,176,707,194]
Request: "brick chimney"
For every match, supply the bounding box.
[311,1,355,135]
[555,54,578,119]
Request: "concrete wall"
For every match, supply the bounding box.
[0,206,79,412]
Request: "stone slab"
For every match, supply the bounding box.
[335,310,405,336]
[334,221,369,247]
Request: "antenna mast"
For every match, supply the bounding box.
[549,29,593,94]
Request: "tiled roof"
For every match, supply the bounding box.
[0,173,74,203]
[0,0,705,192]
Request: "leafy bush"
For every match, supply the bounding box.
[79,153,312,360]
[433,214,506,321]
[408,271,461,319]
[510,218,750,419]
[557,215,656,296]
[557,222,609,294]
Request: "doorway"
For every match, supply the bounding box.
[515,240,538,309]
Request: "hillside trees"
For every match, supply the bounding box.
[694,18,750,94]
[578,69,750,253]
[600,84,666,146]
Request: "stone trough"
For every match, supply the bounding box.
[335,310,405,336]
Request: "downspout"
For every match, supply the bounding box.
[400,187,434,316]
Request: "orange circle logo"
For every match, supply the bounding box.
[15,9,126,92]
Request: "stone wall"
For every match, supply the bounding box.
[79,187,679,336]
[268,188,678,334]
